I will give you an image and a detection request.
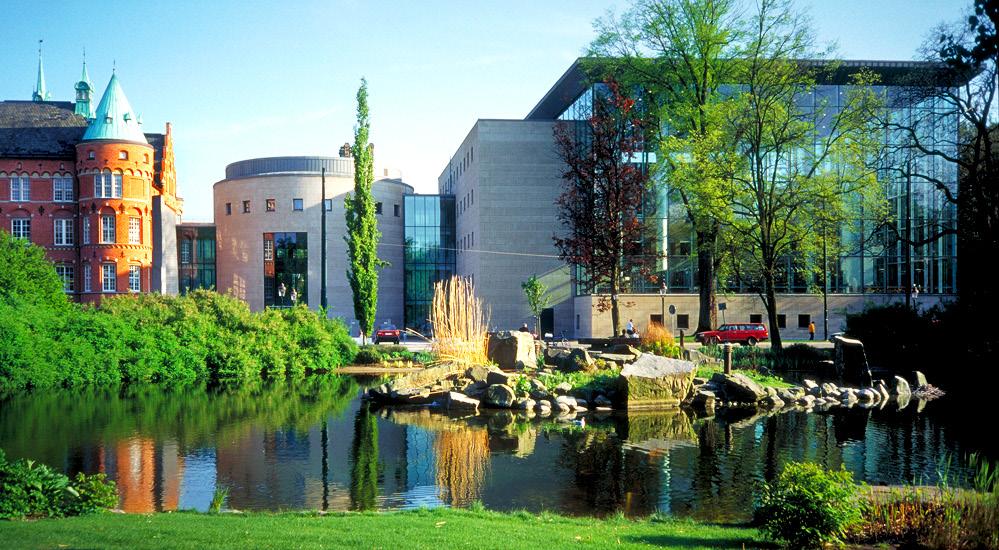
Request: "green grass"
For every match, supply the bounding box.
[0,508,769,549]
[696,364,794,389]
[538,367,621,395]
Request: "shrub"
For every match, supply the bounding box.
[0,450,116,519]
[354,348,384,365]
[756,462,865,548]
[640,324,682,358]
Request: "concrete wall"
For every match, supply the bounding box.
[214,166,410,331]
[151,195,178,295]
[575,293,955,340]
[439,119,572,333]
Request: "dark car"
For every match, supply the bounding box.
[695,323,769,346]
[374,324,401,345]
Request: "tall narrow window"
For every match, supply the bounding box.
[101,214,115,243]
[56,265,74,292]
[263,239,274,261]
[53,177,74,201]
[181,240,192,264]
[10,177,29,201]
[266,198,276,212]
[54,219,74,246]
[128,217,141,244]
[225,203,232,216]
[83,264,92,292]
[375,202,383,215]
[82,217,90,244]
[113,172,123,197]
[243,200,251,213]
[128,265,141,292]
[10,218,30,240]
[102,263,116,293]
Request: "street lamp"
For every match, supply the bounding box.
[659,280,667,327]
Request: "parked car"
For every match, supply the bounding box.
[374,324,401,345]
[695,323,769,346]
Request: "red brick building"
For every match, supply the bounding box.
[0,53,182,303]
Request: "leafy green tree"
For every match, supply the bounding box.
[521,275,551,334]
[723,0,884,351]
[345,78,383,345]
[0,229,68,310]
[591,0,742,332]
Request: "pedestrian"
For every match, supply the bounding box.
[626,319,635,337]
[290,288,298,305]
[519,323,530,333]
[808,321,816,341]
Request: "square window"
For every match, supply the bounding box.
[88,151,95,160]
[225,203,232,216]
[118,151,128,160]
[243,200,251,213]
[11,218,30,240]
[777,314,787,329]
[750,314,763,323]
[266,198,276,212]
[10,177,29,202]
[798,314,811,328]
[676,314,689,329]
[54,219,74,246]
[293,198,304,211]
[56,265,74,292]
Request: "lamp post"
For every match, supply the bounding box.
[659,281,667,327]
[320,167,328,311]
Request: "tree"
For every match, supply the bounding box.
[521,275,551,334]
[882,0,997,345]
[553,80,657,337]
[591,0,742,333]
[723,0,883,352]
[0,229,68,310]
[344,78,383,345]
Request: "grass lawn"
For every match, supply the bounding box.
[696,364,794,389]
[0,508,770,549]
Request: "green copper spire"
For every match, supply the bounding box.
[74,50,95,118]
[82,73,148,143]
[32,40,50,102]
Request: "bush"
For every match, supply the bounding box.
[354,348,384,365]
[755,462,865,548]
[0,449,116,519]
[640,324,682,358]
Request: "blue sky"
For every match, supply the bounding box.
[1,0,965,221]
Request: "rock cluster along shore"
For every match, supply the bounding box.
[691,370,932,415]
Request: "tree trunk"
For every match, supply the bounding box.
[695,229,718,333]
[610,267,621,338]
[763,272,782,353]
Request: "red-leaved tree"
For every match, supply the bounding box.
[553,80,656,337]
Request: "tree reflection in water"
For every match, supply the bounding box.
[350,402,379,511]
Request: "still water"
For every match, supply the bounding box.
[0,376,991,521]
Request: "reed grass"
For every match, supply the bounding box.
[429,277,490,366]
[434,428,490,507]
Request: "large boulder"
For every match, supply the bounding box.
[484,384,517,408]
[443,392,480,413]
[466,365,499,384]
[389,363,466,393]
[710,372,768,403]
[487,331,537,370]
[832,336,873,387]
[892,375,912,399]
[558,348,595,372]
[914,371,928,389]
[487,370,521,387]
[618,354,696,409]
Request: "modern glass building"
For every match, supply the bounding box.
[403,195,456,335]
[543,61,959,297]
[263,232,308,308]
[177,224,216,294]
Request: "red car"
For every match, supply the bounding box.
[696,323,769,346]
[374,324,401,345]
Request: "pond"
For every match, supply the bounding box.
[0,376,992,522]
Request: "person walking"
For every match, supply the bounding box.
[808,321,816,341]
[626,319,635,337]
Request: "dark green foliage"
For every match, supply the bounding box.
[844,303,939,369]
[352,345,430,365]
[345,77,382,342]
[0,290,357,393]
[0,229,68,311]
[349,403,379,511]
[0,450,116,519]
[353,348,384,365]
[756,461,865,548]
[700,343,830,371]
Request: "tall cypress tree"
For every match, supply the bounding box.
[345,78,381,344]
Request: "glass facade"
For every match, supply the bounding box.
[263,232,308,308]
[557,80,958,296]
[178,225,217,295]
[403,195,455,335]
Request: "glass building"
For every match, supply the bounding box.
[263,232,308,308]
[403,195,456,334]
[177,224,216,294]
[549,63,959,297]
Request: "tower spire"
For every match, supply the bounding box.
[75,48,95,118]
[32,39,50,102]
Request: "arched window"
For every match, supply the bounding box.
[118,151,128,160]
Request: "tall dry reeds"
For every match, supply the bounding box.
[430,276,489,365]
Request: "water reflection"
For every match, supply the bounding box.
[0,381,991,521]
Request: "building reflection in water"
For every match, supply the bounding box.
[97,438,185,513]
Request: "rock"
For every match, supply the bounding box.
[832,336,873,387]
[765,386,778,397]
[858,388,878,402]
[487,370,521,387]
[803,379,819,391]
[462,380,488,398]
[594,394,613,408]
[575,397,589,409]
[484,384,516,408]
[762,395,785,409]
[609,344,642,357]
[556,402,572,413]
[914,371,928,389]
[529,389,550,401]
[710,372,767,403]
[486,330,537,370]
[554,382,573,395]
[892,376,912,399]
[466,365,497,384]
[367,384,392,400]
[598,353,636,366]
[391,387,442,405]
[841,392,858,406]
[797,395,816,406]
[443,392,480,413]
[530,379,547,392]
[692,390,717,413]
[618,354,697,409]
[515,398,536,410]
[777,388,798,402]
[391,363,467,393]
[535,399,552,411]
[876,381,891,403]
[558,348,595,372]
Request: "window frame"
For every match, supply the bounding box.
[128,265,141,292]
[101,263,116,293]
[292,198,304,211]
[266,198,276,212]
[10,218,30,240]
[10,176,29,202]
[128,216,141,244]
[54,218,74,246]
[52,176,74,202]
[55,264,74,293]
[101,214,116,244]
